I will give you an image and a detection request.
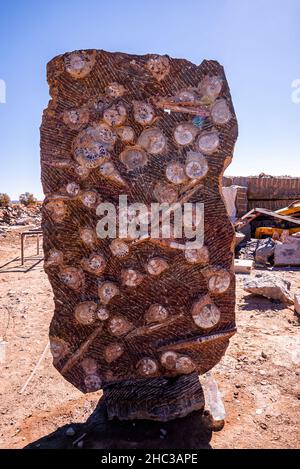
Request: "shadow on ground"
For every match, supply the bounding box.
[240,294,287,311]
[24,399,213,449]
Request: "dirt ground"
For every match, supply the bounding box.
[0,228,299,449]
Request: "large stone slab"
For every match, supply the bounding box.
[41,49,238,420]
[244,273,293,305]
[295,294,300,315]
[274,237,300,266]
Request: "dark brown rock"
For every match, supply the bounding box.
[41,49,238,420]
[104,373,204,421]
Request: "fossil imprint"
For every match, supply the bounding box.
[41,50,238,420]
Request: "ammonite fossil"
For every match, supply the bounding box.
[41,49,238,421]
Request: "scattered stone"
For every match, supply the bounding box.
[274,237,300,266]
[255,238,275,265]
[0,341,7,365]
[0,203,41,229]
[259,422,268,430]
[65,426,76,437]
[243,273,294,305]
[16,217,30,226]
[234,258,253,274]
[261,351,268,359]
[237,356,248,362]
[294,294,300,315]
[202,372,225,427]
[235,231,245,247]
[7,290,16,296]
[239,238,259,261]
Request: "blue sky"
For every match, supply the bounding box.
[0,0,299,200]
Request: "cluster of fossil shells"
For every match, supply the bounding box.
[43,50,237,394]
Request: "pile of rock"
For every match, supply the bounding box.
[0,203,42,232]
[244,273,294,305]
[238,238,260,261]
[238,234,300,267]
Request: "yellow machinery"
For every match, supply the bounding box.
[255,201,300,238]
[255,226,300,238]
[235,201,300,238]
[276,200,300,216]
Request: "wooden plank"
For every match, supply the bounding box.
[234,211,260,229]
[235,206,300,231]
[255,208,300,225]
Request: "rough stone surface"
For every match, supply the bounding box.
[0,204,41,229]
[255,238,275,265]
[274,237,300,266]
[104,373,204,421]
[294,293,300,315]
[244,273,293,305]
[235,231,245,247]
[222,185,248,221]
[234,259,253,274]
[41,49,238,420]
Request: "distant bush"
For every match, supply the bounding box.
[0,193,11,207]
[19,192,37,206]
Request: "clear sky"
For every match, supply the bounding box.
[0,0,299,200]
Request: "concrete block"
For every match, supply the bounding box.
[295,294,300,315]
[274,237,300,266]
[234,259,253,274]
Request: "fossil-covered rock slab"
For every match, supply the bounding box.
[41,49,238,420]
